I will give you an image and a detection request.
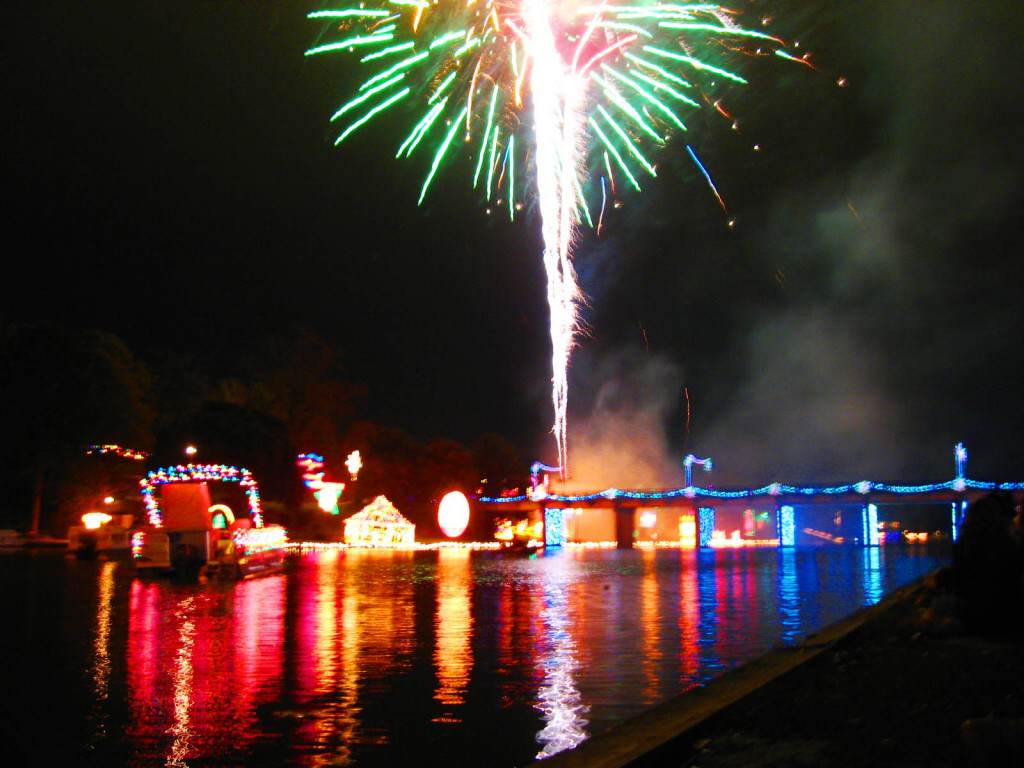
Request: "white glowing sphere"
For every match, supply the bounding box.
[437,491,470,538]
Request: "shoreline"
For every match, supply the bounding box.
[536,569,993,768]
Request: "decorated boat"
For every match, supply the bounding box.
[131,463,287,578]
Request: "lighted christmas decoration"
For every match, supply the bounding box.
[777,505,795,547]
[438,491,471,537]
[679,512,697,548]
[345,450,363,480]
[86,444,149,461]
[139,464,264,528]
[861,503,880,547]
[530,461,562,489]
[81,512,113,530]
[698,507,715,548]
[343,496,415,547]
[297,453,346,514]
[544,508,565,547]
[207,504,236,529]
[131,531,145,560]
[683,454,713,487]
[480,444,1024,504]
[495,517,544,544]
[233,525,288,554]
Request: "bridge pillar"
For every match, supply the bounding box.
[776,505,795,547]
[860,503,879,546]
[951,499,967,541]
[543,508,565,547]
[698,507,715,549]
[613,504,633,549]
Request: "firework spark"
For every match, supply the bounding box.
[307,2,800,474]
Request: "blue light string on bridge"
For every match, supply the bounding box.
[480,445,1024,505]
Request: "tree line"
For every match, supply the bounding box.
[0,322,524,537]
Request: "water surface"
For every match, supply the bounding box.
[0,545,946,765]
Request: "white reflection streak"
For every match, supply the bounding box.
[167,596,196,768]
[535,578,588,759]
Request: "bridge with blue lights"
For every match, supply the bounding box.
[477,444,1024,548]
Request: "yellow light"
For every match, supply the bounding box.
[103,496,115,505]
[345,450,362,480]
[207,504,235,526]
[184,445,198,457]
[82,512,113,530]
[437,491,470,538]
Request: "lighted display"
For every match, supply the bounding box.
[208,504,235,530]
[679,512,696,549]
[297,453,347,515]
[139,464,264,529]
[480,444,1024,504]
[82,512,113,530]
[345,450,363,480]
[544,508,566,547]
[698,507,715,548]
[777,505,795,547]
[86,444,149,461]
[438,491,471,538]
[344,496,416,547]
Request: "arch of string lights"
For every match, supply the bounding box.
[140,464,264,528]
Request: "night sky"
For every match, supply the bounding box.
[4,1,1022,485]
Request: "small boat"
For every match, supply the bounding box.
[67,513,134,558]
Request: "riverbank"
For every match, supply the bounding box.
[541,570,1024,768]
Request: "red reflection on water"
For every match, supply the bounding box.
[231,575,286,749]
[126,579,169,757]
[125,575,287,765]
[640,548,662,703]
[678,550,700,688]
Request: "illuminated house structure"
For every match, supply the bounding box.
[343,496,415,547]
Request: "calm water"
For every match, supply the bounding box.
[0,545,946,766]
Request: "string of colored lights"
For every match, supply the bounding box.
[139,464,264,529]
[481,477,1024,504]
[296,452,346,514]
[86,444,149,461]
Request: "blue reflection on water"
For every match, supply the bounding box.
[777,548,801,645]
[862,546,884,605]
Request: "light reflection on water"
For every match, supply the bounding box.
[535,562,588,758]
[0,545,946,766]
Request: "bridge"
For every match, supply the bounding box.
[476,444,1024,549]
